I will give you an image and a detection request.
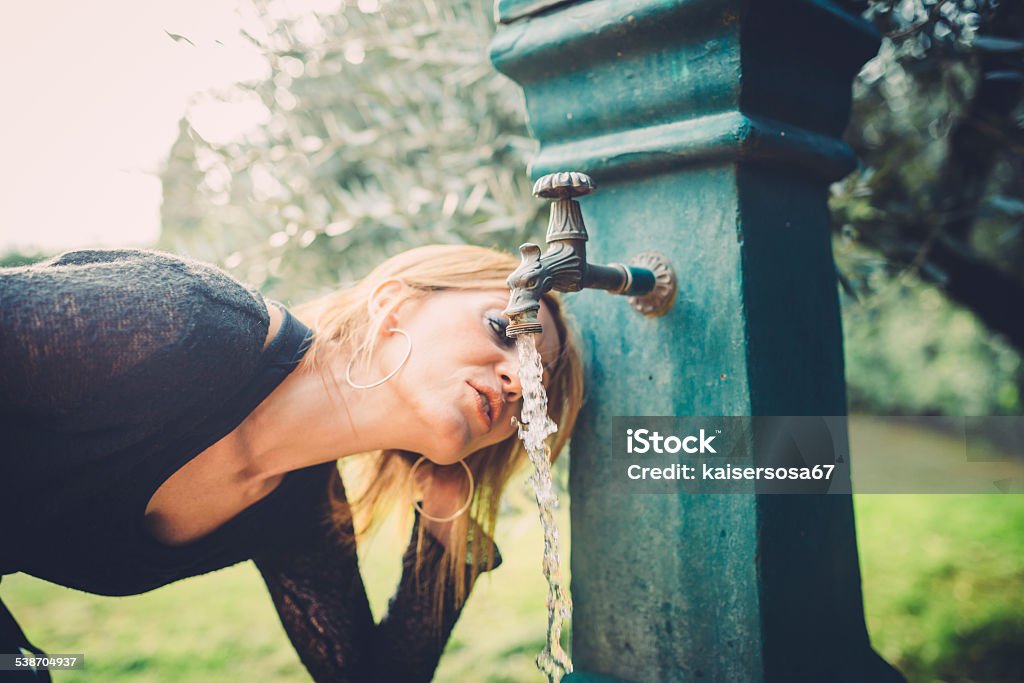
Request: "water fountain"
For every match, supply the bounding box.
[490,4,906,680]
[505,172,677,682]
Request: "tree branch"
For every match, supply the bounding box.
[929,0,1024,243]
[923,236,1024,352]
[887,0,1024,353]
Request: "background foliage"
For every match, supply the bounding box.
[834,0,1023,415]
[159,0,542,300]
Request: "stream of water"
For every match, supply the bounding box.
[514,333,573,683]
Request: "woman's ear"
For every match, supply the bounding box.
[367,278,408,329]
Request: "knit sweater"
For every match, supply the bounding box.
[0,248,499,682]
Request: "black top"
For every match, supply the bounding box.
[0,248,500,682]
[0,247,324,593]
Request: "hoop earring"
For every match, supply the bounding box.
[345,328,412,389]
[410,455,475,523]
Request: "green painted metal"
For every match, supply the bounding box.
[564,672,631,683]
[491,1,905,681]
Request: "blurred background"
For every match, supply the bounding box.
[1,0,1022,681]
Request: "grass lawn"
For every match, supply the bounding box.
[2,420,1021,682]
[855,493,1024,683]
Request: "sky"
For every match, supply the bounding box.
[0,0,284,253]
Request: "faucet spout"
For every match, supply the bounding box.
[503,171,677,337]
[504,242,584,335]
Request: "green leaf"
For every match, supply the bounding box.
[164,30,196,47]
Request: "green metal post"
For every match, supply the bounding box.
[490,1,904,681]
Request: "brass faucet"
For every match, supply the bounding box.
[504,171,677,336]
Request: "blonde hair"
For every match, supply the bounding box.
[290,244,585,627]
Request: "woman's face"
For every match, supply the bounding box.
[375,288,561,464]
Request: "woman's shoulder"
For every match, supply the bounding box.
[0,247,273,426]
[29,247,268,310]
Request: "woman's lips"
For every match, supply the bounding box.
[467,382,498,431]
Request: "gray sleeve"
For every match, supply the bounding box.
[0,248,270,432]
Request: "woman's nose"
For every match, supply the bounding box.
[497,357,523,403]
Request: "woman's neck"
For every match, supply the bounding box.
[232,359,403,483]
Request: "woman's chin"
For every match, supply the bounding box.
[417,432,471,465]
[419,449,466,466]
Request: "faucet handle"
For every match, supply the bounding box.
[533,171,595,199]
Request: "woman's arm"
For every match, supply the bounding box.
[254,470,500,683]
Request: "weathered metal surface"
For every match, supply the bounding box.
[491,1,904,681]
[566,171,765,681]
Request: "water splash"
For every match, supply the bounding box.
[515,333,573,683]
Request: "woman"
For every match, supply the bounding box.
[0,244,584,682]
